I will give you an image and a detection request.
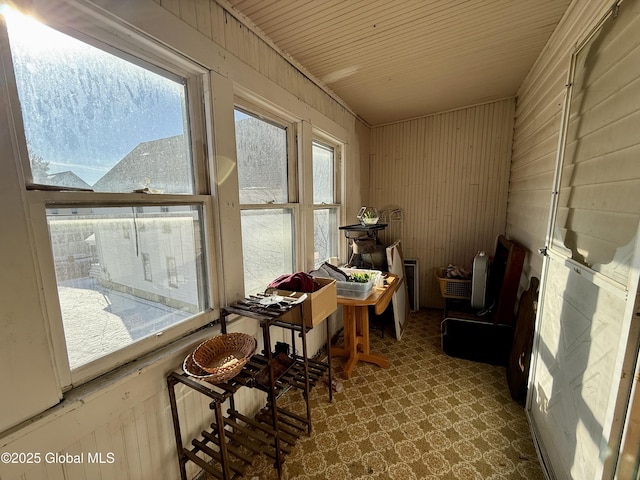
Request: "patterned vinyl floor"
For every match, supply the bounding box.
[233,308,544,479]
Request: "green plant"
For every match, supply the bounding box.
[348,272,373,283]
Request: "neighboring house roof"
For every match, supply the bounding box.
[46,171,92,190]
[92,135,191,193]
[91,123,285,197]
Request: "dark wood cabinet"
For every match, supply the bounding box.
[487,235,527,326]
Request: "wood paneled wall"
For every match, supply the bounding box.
[0,372,262,480]
[506,0,615,280]
[155,0,357,129]
[369,99,515,307]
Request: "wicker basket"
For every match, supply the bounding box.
[182,352,220,383]
[191,333,257,383]
[435,267,471,299]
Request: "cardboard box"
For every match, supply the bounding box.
[267,277,337,328]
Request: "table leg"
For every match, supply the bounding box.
[343,305,359,378]
[357,305,389,370]
[331,304,390,379]
[359,306,370,354]
[329,305,353,360]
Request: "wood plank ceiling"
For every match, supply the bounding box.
[223,0,572,126]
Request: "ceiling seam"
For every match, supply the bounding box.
[372,96,517,128]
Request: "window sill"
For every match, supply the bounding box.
[0,322,221,445]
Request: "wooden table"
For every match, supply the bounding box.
[331,273,401,379]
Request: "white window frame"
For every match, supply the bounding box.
[233,98,347,285]
[0,5,220,388]
[234,102,299,205]
[311,134,343,268]
[234,100,302,293]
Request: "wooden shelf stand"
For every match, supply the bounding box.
[167,298,331,480]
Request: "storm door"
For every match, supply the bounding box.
[527,1,640,478]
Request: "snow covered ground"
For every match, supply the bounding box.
[58,278,189,369]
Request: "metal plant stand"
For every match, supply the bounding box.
[339,223,387,268]
[167,297,332,480]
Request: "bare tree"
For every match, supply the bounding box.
[28,143,50,183]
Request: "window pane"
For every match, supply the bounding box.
[235,109,288,204]
[5,10,193,193]
[314,208,339,268]
[312,142,334,204]
[241,209,294,294]
[46,205,207,369]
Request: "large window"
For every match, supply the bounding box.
[2,7,213,384]
[5,10,193,193]
[235,108,295,294]
[312,141,340,268]
[234,107,344,292]
[47,206,206,369]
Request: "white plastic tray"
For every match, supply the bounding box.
[336,268,381,299]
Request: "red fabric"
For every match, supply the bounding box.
[267,272,317,293]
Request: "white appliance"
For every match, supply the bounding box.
[471,251,489,309]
